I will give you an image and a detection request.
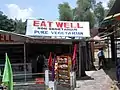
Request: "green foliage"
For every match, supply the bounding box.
[14,19,26,34]
[85,11,96,28]
[0,12,15,32]
[58,2,73,21]
[94,2,105,26]
[0,11,26,34]
[58,0,97,28]
[74,0,96,28]
[107,0,115,10]
[76,0,95,11]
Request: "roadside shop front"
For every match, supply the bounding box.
[25,19,91,84]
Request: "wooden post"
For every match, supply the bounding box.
[24,43,27,82]
[81,41,87,77]
[110,34,116,61]
[78,41,81,77]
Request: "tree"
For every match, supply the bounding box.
[14,19,26,34]
[76,0,96,11]
[58,2,73,21]
[74,0,96,28]
[94,2,105,26]
[0,12,15,32]
[0,11,26,34]
[107,0,115,10]
[103,0,115,17]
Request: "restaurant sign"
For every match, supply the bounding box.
[26,19,90,37]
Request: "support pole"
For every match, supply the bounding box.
[78,41,81,77]
[107,37,110,60]
[111,35,115,61]
[24,43,27,82]
[81,41,86,77]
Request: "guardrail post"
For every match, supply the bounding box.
[45,70,49,87]
[70,71,76,90]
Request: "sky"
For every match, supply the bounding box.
[0,0,109,21]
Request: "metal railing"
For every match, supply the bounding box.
[0,63,75,90]
[0,63,49,82]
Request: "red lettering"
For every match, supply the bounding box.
[72,23,77,28]
[33,20,39,26]
[70,23,77,28]
[64,23,70,28]
[56,22,63,28]
[9,35,14,41]
[0,34,3,41]
[33,20,82,29]
[47,21,53,27]
[0,34,14,42]
[4,35,9,41]
[77,23,81,28]
[41,21,46,27]
[71,23,73,28]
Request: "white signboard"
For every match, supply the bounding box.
[26,19,90,37]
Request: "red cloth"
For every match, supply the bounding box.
[48,52,53,71]
[72,44,77,66]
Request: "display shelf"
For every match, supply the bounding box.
[55,55,71,86]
